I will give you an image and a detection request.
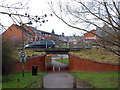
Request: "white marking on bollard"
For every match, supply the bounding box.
[53,66,55,72]
[58,67,60,72]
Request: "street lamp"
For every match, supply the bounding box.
[20,21,32,77]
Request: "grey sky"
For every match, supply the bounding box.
[0,0,87,36]
[0,0,119,35]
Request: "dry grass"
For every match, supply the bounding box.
[24,49,45,57]
[13,49,45,61]
[69,48,119,64]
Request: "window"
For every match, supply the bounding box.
[45,34,48,36]
[28,37,29,40]
[13,35,15,40]
[31,38,33,41]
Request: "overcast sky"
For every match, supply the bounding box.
[0,0,98,36]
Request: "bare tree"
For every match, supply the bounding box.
[49,0,120,56]
[0,0,52,33]
[0,0,53,47]
[0,0,52,75]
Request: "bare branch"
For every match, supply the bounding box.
[50,0,120,56]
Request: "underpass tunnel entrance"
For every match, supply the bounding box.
[45,54,69,72]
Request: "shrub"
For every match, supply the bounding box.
[2,39,17,75]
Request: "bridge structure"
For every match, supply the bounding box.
[33,48,91,54]
[23,41,92,54]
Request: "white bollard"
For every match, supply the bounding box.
[53,66,55,72]
[46,42,47,48]
[58,67,60,72]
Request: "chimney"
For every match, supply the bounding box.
[62,32,64,37]
[73,34,75,37]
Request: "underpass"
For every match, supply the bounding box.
[45,54,69,72]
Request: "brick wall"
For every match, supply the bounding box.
[69,54,119,73]
[84,30,98,41]
[2,24,28,45]
[12,56,45,73]
[22,25,35,36]
[2,24,22,42]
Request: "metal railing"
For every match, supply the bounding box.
[15,41,92,49]
[54,41,92,49]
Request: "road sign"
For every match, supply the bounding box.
[61,56,63,60]
[85,40,88,42]
[19,52,27,63]
[85,40,89,43]
[20,52,25,57]
[94,37,96,39]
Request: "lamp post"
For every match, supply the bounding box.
[22,25,24,77]
[67,36,69,48]
[20,21,32,77]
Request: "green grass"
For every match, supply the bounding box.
[56,58,69,64]
[2,72,46,88]
[71,72,119,88]
[69,48,119,64]
[61,46,68,48]
[0,83,2,90]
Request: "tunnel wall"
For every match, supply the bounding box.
[69,54,119,73]
[12,56,45,73]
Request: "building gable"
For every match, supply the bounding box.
[22,25,35,36]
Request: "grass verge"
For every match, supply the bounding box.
[71,72,119,88]
[61,46,68,48]
[69,48,119,64]
[2,72,46,88]
[56,58,69,64]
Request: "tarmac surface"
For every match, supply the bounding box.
[43,72,75,88]
[52,58,69,68]
[43,55,84,88]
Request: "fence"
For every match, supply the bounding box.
[15,41,92,49]
[54,41,92,49]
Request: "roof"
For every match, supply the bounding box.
[38,30,60,36]
[3,24,59,37]
[28,26,60,36]
[103,25,108,28]
[23,25,36,34]
[30,26,38,32]
[84,30,96,35]
[60,36,81,39]
[16,25,34,37]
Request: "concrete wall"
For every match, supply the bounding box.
[12,56,45,73]
[69,54,119,73]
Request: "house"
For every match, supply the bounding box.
[2,24,34,46]
[2,24,60,47]
[84,30,97,42]
[96,24,118,45]
[59,33,83,48]
[37,30,60,41]
[96,25,115,38]
[0,24,4,34]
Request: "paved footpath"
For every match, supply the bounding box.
[43,72,74,88]
[43,72,84,88]
[52,58,69,68]
[43,55,84,88]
